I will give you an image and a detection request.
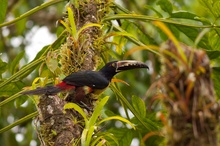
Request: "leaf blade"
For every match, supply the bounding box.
[0,0,7,23]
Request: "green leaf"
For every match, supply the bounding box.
[46,58,58,73]
[213,1,220,18]
[9,51,25,74]
[198,0,220,20]
[0,93,20,107]
[77,23,102,37]
[0,81,24,97]
[63,103,88,124]
[82,126,95,146]
[131,114,164,145]
[133,22,157,45]
[104,109,117,117]
[199,0,217,18]
[170,11,211,25]
[212,67,220,98]
[213,67,220,72]
[112,24,159,55]
[95,132,119,146]
[70,0,79,8]
[0,59,7,78]
[171,11,199,20]
[110,21,137,54]
[0,0,7,23]
[144,5,163,17]
[15,95,28,108]
[56,26,65,37]
[91,135,104,146]
[67,6,77,39]
[206,50,220,60]
[18,46,49,79]
[110,84,158,131]
[0,31,66,90]
[97,116,135,129]
[15,18,27,35]
[194,17,211,25]
[173,25,211,49]
[108,128,133,146]
[209,29,220,51]
[0,58,43,90]
[91,136,106,146]
[168,24,180,40]
[131,95,146,118]
[157,0,173,15]
[113,35,127,55]
[32,45,49,61]
[88,96,109,128]
[0,111,38,133]
[0,0,66,28]
[81,96,109,146]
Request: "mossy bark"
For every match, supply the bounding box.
[36,1,110,145]
[37,95,82,146]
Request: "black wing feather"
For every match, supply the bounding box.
[63,71,109,89]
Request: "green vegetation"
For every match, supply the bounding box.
[0,0,220,145]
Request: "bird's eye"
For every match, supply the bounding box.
[92,84,95,87]
[111,63,116,67]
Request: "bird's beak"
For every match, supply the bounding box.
[114,60,149,72]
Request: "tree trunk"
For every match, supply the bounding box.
[160,40,219,146]
[36,1,110,145]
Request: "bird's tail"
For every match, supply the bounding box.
[21,86,63,95]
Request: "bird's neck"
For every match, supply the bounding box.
[99,70,117,81]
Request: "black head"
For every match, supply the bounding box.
[99,60,149,81]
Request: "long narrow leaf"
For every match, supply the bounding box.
[59,20,72,34]
[77,23,102,36]
[93,132,119,146]
[63,103,88,124]
[0,92,21,107]
[0,58,44,89]
[84,126,95,146]
[81,129,89,146]
[154,21,187,62]
[81,96,109,146]
[88,96,109,128]
[94,140,105,146]
[0,30,66,89]
[0,0,7,23]
[103,14,216,28]
[67,6,77,39]
[0,111,38,133]
[110,84,158,131]
[0,0,67,28]
[9,51,25,74]
[91,136,104,146]
[113,25,160,55]
[123,45,160,59]
[97,116,135,129]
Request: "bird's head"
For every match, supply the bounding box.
[99,60,149,80]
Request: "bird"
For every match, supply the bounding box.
[21,60,148,103]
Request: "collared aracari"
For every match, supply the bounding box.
[21,60,148,102]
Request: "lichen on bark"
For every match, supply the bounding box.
[36,0,111,145]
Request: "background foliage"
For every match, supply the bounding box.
[0,0,220,145]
